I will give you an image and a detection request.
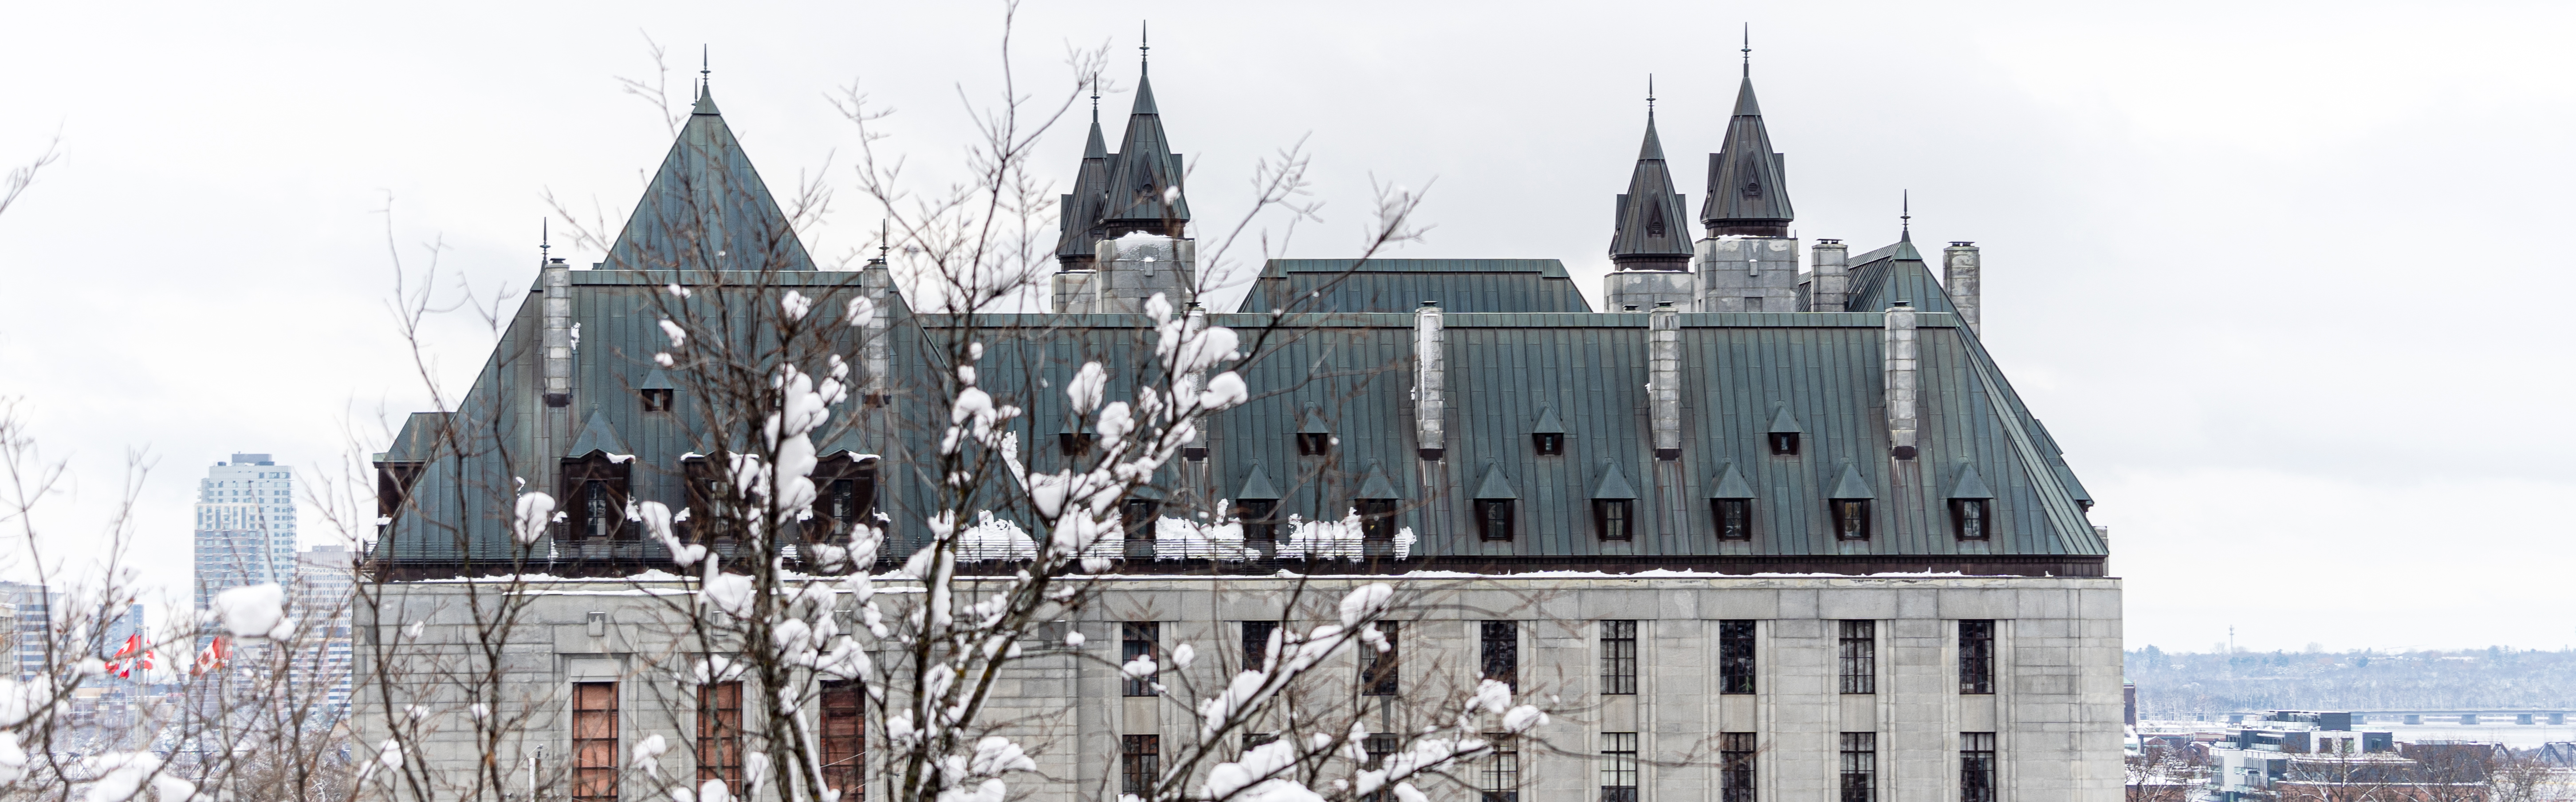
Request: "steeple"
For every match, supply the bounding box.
[1055,75,1114,269]
[1609,75,1692,272]
[601,79,817,272]
[1700,32,1795,237]
[1098,31,1190,238]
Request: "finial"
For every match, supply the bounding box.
[540,218,551,261]
[1647,74,1656,119]
[700,45,710,92]
[1140,21,1150,72]
[1742,24,1752,76]
[878,219,890,264]
[1090,73,1101,116]
[1901,190,1912,239]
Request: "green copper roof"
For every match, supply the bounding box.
[1355,462,1400,500]
[1235,462,1281,500]
[567,410,630,458]
[1708,462,1755,499]
[1699,74,1794,233]
[1531,404,1565,435]
[1590,461,1640,500]
[1827,463,1875,500]
[1609,113,1693,263]
[1766,406,1804,434]
[1948,463,1995,499]
[1472,464,1519,500]
[603,87,817,272]
[1238,259,1593,314]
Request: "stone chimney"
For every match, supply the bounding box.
[1809,239,1848,312]
[1650,302,1682,459]
[1054,270,1097,314]
[861,253,894,407]
[1413,302,1446,461]
[1944,241,1981,334]
[1884,300,1918,460]
[1184,302,1210,461]
[541,258,573,408]
[1093,233,1196,314]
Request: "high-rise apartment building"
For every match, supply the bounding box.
[193,454,298,611]
[294,544,355,720]
[0,582,54,682]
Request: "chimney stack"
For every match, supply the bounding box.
[1884,300,1918,460]
[1650,302,1682,459]
[1414,301,1445,460]
[541,258,573,409]
[1944,241,1981,334]
[1809,239,1848,312]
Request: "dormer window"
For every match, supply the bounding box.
[1951,499,1989,541]
[1533,433,1563,455]
[1595,500,1633,542]
[1297,432,1329,456]
[814,454,879,541]
[1478,500,1514,541]
[1059,431,1096,456]
[1832,500,1872,540]
[1236,499,1278,542]
[1646,206,1666,238]
[1769,432,1799,455]
[1742,181,1762,198]
[1766,407,1805,456]
[1714,499,1752,540]
[1121,498,1160,560]
[560,452,631,541]
[1360,500,1398,544]
[641,389,673,412]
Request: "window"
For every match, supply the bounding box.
[1713,499,1751,540]
[1832,499,1871,540]
[1238,499,1278,542]
[1122,499,1159,559]
[1364,733,1400,802]
[1478,499,1515,541]
[1951,498,1989,540]
[1297,432,1330,456]
[1121,735,1160,796]
[1768,432,1799,455]
[1839,732,1876,802]
[1600,732,1640,802]
[1742,181,1761,198]
[1743,296,1763,312]
[1481,621,1518,689]
[1600,620,1637,695]
[1533,432,1563,455]
[561,454,631,541]
[641,388,673,412]
[815,455,878,542]
[821,680,864,799]
[1241,620,1278,671]
[1481,734,1520,802]
[1839,620,1876,694]
[1959,620,1995,695]
[683,456,732,542]
[572,682,617,802]
[1595,500,1632,541]
[1363,622,1399,696]
[1059,429,1095,456]
[1960,732,1998,802]
[1719,620,1755,694]
[1360,499,1397,545]
[1646,205,1666,237]
[1719,732,1756,802]
[697,681,743,790]
[1122,622,1159,696]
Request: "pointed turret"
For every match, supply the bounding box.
[1609,107,1693,272]
[1098,58,1190,237]
[1699,74,1795,237]
[1055,84,1114,270]
[602,84,818,272]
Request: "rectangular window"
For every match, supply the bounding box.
[1241,620,1278,672]
[1479,499,1515,541]
[1719,732,1756,802]
[1951,498,1988,540]
[1364,622,1400,696]
[572,682,617,802]
[1719,620,1755,695]
[1122,499,1160,558]
[1839,620,1876,694]
[1600,620,1638,695]
[1742,296,1763,312]
[1600,732,1640,802]
[696,681,743,790]
[1959,620,1995,695]
[1121,735,1160,796]
[1596,500,1633,541]
[1361,499,1398,547]
[1769,432,1800,456]
[1961,732,1998,802]
[1481,621,1518,689]
[1833,499,1871,540]
[1481,733,1520,802]
[1713,498,1751,540]
[821,680,864,800]
[1239,499,1277,542]
[1364,733,1400,802]
[1123,622,1159,697]
[1839,732,1876,802]
[641,388,673,412]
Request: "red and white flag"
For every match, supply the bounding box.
[108,634,156,679]
[191,637,229,676]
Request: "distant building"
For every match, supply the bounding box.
[193,454,298,610]
[0,582,53,681]
[293,544,355,720]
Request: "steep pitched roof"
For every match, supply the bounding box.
[1947,463,1995,499]
[1766,406,1804,434]
[1055,99,1114,263]
[1355,462,1401,500]
[602,86,818,272]
[1827,463,1876,500]
[1236,260,1593,314]
[1235,462,1281,500]
[1707,462,1755,499]
[1531,404,1566,435]
[1591,461,1640,500]
[1699,75,1795,235]
[1098,67,1190,231]
[1471,464,1519,500]
[566,410,630,458]
[1844,238,1962,315]
[1609,114,1693,265]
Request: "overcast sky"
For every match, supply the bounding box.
[2,0,2569,653]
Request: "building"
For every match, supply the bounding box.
[362,47,2120,801]
[193,454,299,610]
[292,544,356,721]
[0,582,54,682]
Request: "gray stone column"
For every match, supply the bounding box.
[1413,302,1445,461]
[1945,241,1982,334]
[1810,239,1849,312]
[1884,301,1918,460]
[1649,303,1681,459]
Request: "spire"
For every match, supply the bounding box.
[1056,73,1117,267]
[1099,29,1189,237]
[1900,190,1912,241]
[601,74,818,272]
[1702,29,1795,237]
[1610,79,1692,271]
[692,46,718,115]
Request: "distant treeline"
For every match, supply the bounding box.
[2126,646,2576,719]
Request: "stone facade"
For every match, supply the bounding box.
[357,574,2122,801]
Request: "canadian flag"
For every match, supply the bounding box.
[191,637,229,676]
[109,634,157,679]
